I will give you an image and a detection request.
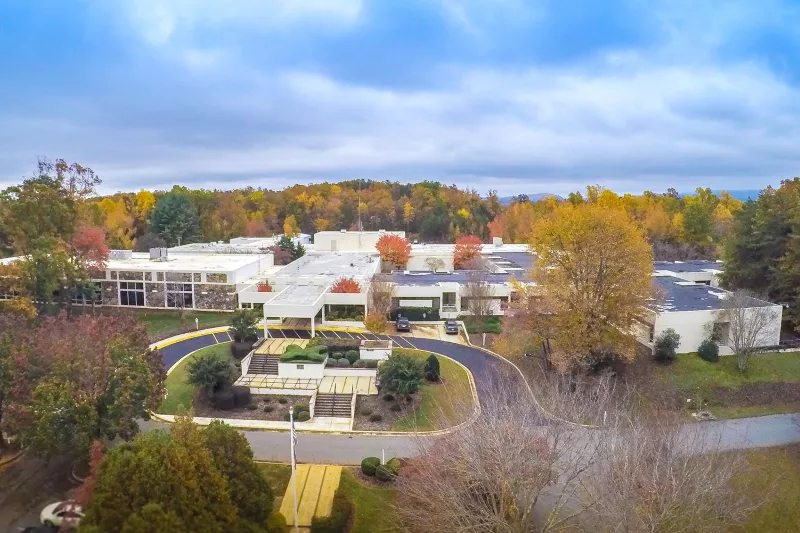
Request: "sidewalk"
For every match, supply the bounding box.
[279,464,343,530]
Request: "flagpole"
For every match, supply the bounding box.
[290,408,299,532]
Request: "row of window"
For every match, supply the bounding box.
[119,281,194,308]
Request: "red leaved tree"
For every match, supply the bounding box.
[375,234,411,269]
[453,235,483,269]
[76,440,104,506]
[257,281,272,293]
[268,244,292,266]
[72,226,110,278]
[330,278,361,293]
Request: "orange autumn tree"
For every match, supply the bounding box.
[453,235,483,269]
[330,277,361,293]
[529,203,652,371]
[257,280,272,293]
[375,234,411,269]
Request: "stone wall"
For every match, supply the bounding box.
[207,273,228,283]
[166,272,192,282]
[100,281,118,305]
[195,284,236,310]
[146,282,166,308]
[118,271,144,281]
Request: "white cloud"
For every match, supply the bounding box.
[120,0,363,46]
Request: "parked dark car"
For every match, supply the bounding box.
[444,319,459,335]
[395,315,410,332]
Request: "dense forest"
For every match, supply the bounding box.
[0,159,747,259]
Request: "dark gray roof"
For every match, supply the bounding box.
[648,276,773,312]
[653,260,723,273]
[484,252,536,271]
[390,270,514,287]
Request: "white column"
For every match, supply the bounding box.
[322,305,326,323]
[311,315,315,337]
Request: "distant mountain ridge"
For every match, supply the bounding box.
[497,190,762,205]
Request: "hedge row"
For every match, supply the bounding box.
[310,491,353,533]
[390,307,440,321]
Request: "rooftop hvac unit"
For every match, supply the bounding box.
[109,250,133,260]
[150,247,169,261]
[493,237,503,247]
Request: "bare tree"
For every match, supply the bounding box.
[394,367,765,533]
[463,269,494,333]
[583,413,762,533]
[394,372,604,533]
[715,290,781,372]
[367,274,395,318]
[424,257,445,272]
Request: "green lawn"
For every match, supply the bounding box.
[391,348,474,431]
[257,463,292,498]
[339,469,400,533]
[157,342,231,414]
[138,309,231,340]
[733,445,800,532]
[661,351,800,391]
[461,315,502,334]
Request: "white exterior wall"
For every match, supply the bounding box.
[407,253,455,272]
[653,305,782,355]
[314,231,405,252]
[277,361,326,379]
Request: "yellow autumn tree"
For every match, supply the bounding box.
[529,203,653,371]
[98,198,135,249]
[283,215,301,237]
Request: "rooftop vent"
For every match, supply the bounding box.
[149,247,170,262]
[493,237,503,247]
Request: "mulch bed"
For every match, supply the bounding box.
[352,392,423,431]
[193,392,306,421]
[468,332,499,348]
[707,382,800,407]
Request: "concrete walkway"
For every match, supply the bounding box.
[279,464,343,530]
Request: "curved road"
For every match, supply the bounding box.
[153,328,800,464]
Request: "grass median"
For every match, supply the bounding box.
[391,348,474,432]
[158,342,231,414]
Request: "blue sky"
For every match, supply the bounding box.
[0,0,799,195]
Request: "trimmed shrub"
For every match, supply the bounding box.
[310,491,352,533]
[267,511,287,533]
[278,397,288,404]
[698,339,720,363]
[360,456,381,476]
[245,404,257,410]
[317,339,360,354]
[654,328,681,363]
[375,464,395,482]
[360,407,373,416]
[332,351,345,360]
[382,392,395,402]
[344,350,360,364]
[264,405,275,413]
[424,354,440,382]
[369,413,383,422]
[337,358,351,367]
[353,359,367,368]
[386,457,402,475]
[365,360,378,369]
[293,404,309,417]
[364,313,388,334]
[389,403,402,412]
[212,389,235,410]
[263,397,271,403]
[280,345,327,363]
[231,386,252,408]
[296,410,311,422]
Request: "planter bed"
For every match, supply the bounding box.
[193,392,307,422]
[352,393,422,431]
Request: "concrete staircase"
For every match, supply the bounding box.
[247,354,279,375]
[314,393,353,418]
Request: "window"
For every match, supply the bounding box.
[71,282,102,305]
[120,282,145,306]
[712,322,730,344]
[442,292,456,306]
[167,282,193,309]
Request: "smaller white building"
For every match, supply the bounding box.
[638,261,782,355]
[313,230,405,252]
